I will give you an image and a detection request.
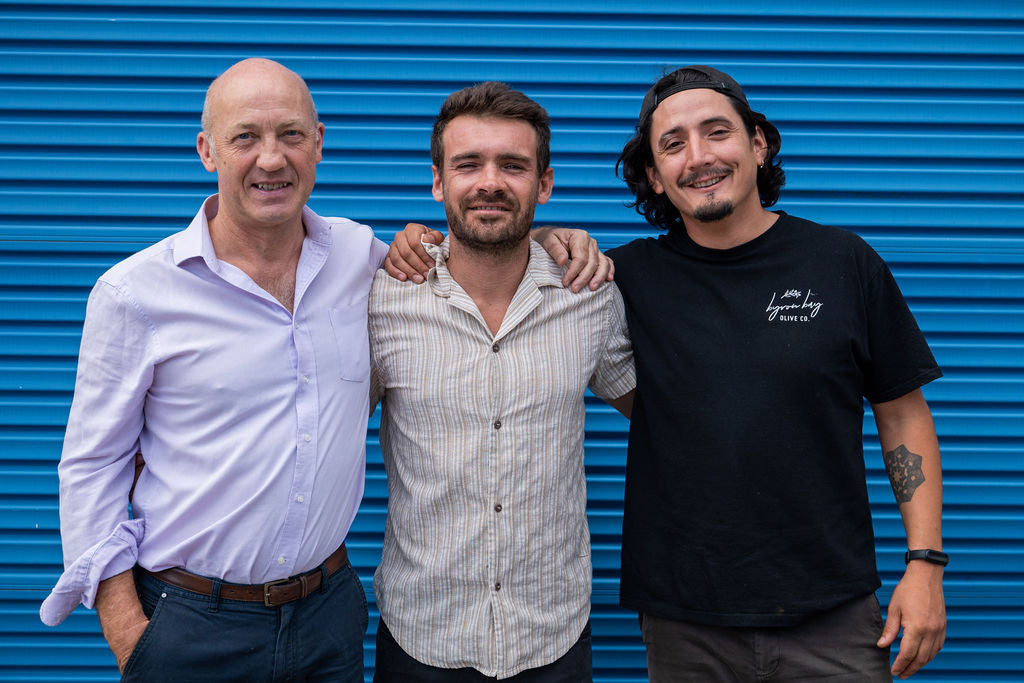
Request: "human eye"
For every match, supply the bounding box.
[236,132,252,141]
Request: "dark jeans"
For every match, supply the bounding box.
[641,593,892,682]
[121,561,369,682]
[373,619,592,682]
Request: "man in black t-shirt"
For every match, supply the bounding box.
[609,65,945,681]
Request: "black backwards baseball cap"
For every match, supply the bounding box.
[636,65,779,143]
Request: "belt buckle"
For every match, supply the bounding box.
[263,578,291,607]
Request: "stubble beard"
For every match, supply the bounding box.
[445,192,535,257]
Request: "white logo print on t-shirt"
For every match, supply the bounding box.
[765,289,823,322]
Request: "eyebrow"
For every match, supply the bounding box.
[448,152,533,165]
[230,119,307,132]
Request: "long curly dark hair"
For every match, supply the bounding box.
[617,67,786,230]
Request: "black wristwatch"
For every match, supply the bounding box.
[905,549,949,567]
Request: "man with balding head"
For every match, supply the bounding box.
[39,57,376,680]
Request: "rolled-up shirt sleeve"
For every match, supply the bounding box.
[590,283,636,400]
[40,280,155,626]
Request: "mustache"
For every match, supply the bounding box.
[461,192,516,210]
[678,167,732,187]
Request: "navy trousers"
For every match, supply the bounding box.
[121,561,368,682]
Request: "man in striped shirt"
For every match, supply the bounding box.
[368,82,636,681]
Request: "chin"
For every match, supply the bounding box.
[693,200,735,223]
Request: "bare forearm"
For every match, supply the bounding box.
[873,389,943,548]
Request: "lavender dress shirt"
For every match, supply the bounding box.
[40,196,387,626]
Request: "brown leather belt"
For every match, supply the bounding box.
[141,543,348,607]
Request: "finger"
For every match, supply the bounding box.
[890,629,922,679]
[547,237,570,267]
[383,255,409,282]
[588,250,614,290]
[393,224,436,275]
[915,626,946,676]
[393,239,433,279]
[384,252,422,284]
[877,605,901,648]
[900,633,940,679]
[410,238,436,276]
[567,241,600,293]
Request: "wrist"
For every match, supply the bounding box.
[905,548,948,567]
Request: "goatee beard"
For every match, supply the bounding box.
[693,198,735,223]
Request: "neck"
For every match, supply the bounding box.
[446,236,531,335]
[208,213,306,267]
[683,203,778,250]
[206,203,305,312]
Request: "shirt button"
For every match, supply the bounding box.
[492,343,499,352]
[493,419,502,430]
[277,556,286,565]
[302,375,310,384]
[494,503,502,512]
[303,434,311,442]
[494,581,501,591]
[296,494,305,503]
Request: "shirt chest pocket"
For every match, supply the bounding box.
[329,299,370,382]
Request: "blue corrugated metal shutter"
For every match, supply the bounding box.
[1,1,1022,680]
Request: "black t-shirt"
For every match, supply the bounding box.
[607,212,942,627]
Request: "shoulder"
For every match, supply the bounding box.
[311,210,388,269]
[779,212,870,248]
[606,235,661,263]
[369,267,428,312]
[778,212,883,264]
[98,232,180,291]
[324,215,377,241]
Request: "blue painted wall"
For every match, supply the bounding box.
[1,1,1022,680]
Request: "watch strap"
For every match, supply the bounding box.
[905,549,949,567]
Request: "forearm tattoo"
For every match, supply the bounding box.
[884,444,926,505]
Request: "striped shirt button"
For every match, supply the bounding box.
[493,419,502,430]
[492,343,500,352]
[494,503,502,512]
[494,581,501,591]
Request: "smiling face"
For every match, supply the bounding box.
[196,59,324,237]
[432,115,553,255]
[645,88,766,229]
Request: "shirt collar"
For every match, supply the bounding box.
[172,195,332,268]
[425,236,565,298]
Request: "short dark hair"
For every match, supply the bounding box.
[431,81,551,172]
[617,67,786,231]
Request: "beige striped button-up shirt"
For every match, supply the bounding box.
[369,238,635,678]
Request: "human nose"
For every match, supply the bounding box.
[686,134,714,169]
[256,138,286,172]
[475,163,504,194]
